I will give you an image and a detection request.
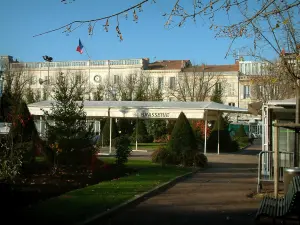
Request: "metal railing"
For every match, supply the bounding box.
[257,150,294,193]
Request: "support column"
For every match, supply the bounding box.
[204,110,207,155]
[295,86,300,167]
[135,118,138,151]
[109,117,112,154]
[274,121,279,198]
[217,111,220,155]
[39,116,42,137]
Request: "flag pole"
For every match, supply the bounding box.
[79,38,91,100]
[80,39,91,60]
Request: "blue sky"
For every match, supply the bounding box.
[0,0,258,64]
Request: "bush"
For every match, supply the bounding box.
[167,112,197,154]
[151,147,180,166]
[231,140,240,152]
[131,120,153,143]
[207,116,233,153]
[235,125,247,138]
[193,152,208,167]
[115,135,132,166]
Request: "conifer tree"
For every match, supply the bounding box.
[43,72,93,153]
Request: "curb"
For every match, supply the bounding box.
[76,168,199,225]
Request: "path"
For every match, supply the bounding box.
[99,142,262,225]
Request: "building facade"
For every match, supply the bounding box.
[1,55,270,122]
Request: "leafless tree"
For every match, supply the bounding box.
[1,62,34,102]
[166,65,224,102]
[105,72,162,101]
[250,62,295,102]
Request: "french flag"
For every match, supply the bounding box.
[76,39,84,54]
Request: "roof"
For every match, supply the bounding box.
[146,60,190,70]
[29,100,247,111]
[182,64,239,73]
[267,98,296,106]
[28,100,249,120]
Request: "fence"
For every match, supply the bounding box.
[257,150,294,193]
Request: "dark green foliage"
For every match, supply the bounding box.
[231,140,240,152]
[43,73,94,166]
[151,147,180,166]
[207,115,234,153]
[9,101,39,143]
[145,120,167,140]
[167,112,197,154]
[233,125,249,149]
[212,116,225,131]
[166,120,176,135]
[131,120,152,143]
[210,84,223,103]
[151,147,207,168]
[193,152,208,167]
[101,118,119,146]
[115,135,132,166]
[117,118,133,135]
[235,125,247,137]
[181,151,207,167]
[207,130,233,153]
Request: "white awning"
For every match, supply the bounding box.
[28,100,249,120]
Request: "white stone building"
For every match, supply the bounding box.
[0,55,266,122]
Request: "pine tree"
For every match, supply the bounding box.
[132,120,151,143]
[167,112,197,154]
[43,72,93,155]
[207,115,233,153]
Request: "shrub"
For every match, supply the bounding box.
[151,147,179,165]
[131,120,152,143]
[101,118,119,146]
[231,140,240,152]
[167,112,197,154]
[235,125,247,138]
[193,152,208,167]
[115,135,132,166]
[207,116,233,153]
[166,120,176,135]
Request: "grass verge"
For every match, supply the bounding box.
[20,159,193,225]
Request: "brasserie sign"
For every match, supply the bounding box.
[140,112,170,118]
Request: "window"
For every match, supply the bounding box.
[158,77,164,90]
[169,77,175,90]
[216,82,222,91]
[243,85,250,99]
[76,74,82,83]
[114,75,120,84]
[229,102,235,107]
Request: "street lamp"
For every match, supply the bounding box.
[42,55,53,99]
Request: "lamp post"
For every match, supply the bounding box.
[42,55,53,99]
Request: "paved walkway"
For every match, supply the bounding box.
[100,142,263,225]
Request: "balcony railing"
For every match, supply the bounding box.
[10,59,144,69]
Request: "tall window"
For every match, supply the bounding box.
[169,77,175,90]
[158,77,164,90]
[243,85,250,99]
[229,102,235,107]
[76,74,82,83]
[114,75,120,84]
[216,82,222,91]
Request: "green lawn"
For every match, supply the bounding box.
[130,142,167,150]
[21,159,193,224]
